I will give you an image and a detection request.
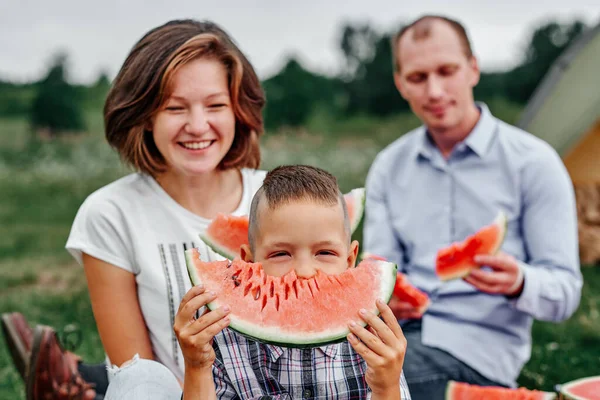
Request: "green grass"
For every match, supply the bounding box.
[518,267,600,391]
[1,100,599,398]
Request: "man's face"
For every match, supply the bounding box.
[394,21,480,134]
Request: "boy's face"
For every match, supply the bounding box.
[241,198,359,278]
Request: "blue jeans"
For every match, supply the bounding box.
[104,355,182,400]
[402,320,506,400]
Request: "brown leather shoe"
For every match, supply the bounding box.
[27,325,96,400]
[1,312,34,380]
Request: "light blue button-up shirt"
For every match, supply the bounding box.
[363,103,582,387]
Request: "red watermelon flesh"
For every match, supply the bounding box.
[394,273,430,314]
[560,376,600,399]
[184,247,397,347]
[201,214,249,260]
[445,381,556,400]
[361,253,430,313]
[436,212,507,281]
[200,188,365,260]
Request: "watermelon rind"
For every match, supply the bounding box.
[198,231,237,261]
[437,210,508,281]
[541,392,557,400]
[445,380,557,400]
[559,375,600,400]
[445,381,456,400]
[185,249,398,348]
[347,187,366,234]
[490,211,508,255]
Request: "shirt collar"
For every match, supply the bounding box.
[416,102,497,160]
[464,102,496,158]
[416,126,436,160]
[265,342,339,362]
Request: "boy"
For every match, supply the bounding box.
[175,165,411,400]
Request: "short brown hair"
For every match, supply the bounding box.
[104,19,266,176]
[248,165,350,250]
[392,15,474,72]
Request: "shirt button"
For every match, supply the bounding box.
[303,388,313,398]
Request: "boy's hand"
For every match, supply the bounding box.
[174,285,231,371]
[347,299,407,398]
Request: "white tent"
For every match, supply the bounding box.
[519,20,600,183]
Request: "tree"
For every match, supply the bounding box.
[30,51,85,137]
[338,22,410,117]
[85,69,112,109]
[505,20,587,103]
[339,23,379,81]
[262,56,344,130]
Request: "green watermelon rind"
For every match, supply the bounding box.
[445,380,557,400]
[559,375,600,400]
[198,232,237,261]
[438,210,508,281]
[445,381,458,400]
[347,187,366,234]
[489,211,508,255]
[185,250,398,348]
[445,380,454,399]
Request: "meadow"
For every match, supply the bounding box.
[1,100,599,398]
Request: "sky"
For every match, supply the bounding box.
[1,0,599,84]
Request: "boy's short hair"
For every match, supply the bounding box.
[248,165,350,251]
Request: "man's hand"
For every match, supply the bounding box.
[463,252,524,297]
[388,296,424,320]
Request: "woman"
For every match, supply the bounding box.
[2,18,267,400]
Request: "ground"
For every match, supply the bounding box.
[1,103,599,398]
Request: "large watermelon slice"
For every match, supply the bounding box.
[184,247,397,347]
[436,211,507,281]
[559,376,600,399]
[361,252,430,313]
[201,188,366,260]
[445,381,556,400]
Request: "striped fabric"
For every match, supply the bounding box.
[212,328,412,399]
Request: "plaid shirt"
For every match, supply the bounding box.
[212,328,412,399]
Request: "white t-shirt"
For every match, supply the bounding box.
[65,168,267,382]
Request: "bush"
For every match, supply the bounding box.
[30,53,85,137]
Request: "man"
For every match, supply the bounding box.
[363,14,582,400]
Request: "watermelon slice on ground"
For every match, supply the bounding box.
[201,188,366,260]
[436,211,507,281]
[558,375,600,400]
[361,252,430,313]
[184,247,397,348]
[445,381,556,400]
